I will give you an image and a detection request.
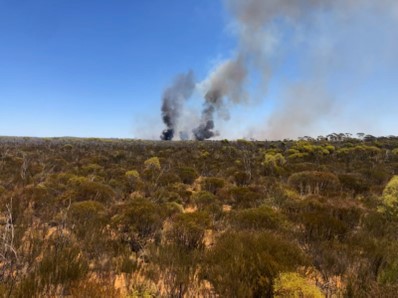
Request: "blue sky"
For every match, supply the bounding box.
[0,0,229,137]
[0,0,397,139]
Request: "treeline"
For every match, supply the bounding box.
[0,136,398,297]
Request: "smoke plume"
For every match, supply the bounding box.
[160,71,195,140]
[191,0,329,140]
[193,57,247,140]
[158,0,398,140]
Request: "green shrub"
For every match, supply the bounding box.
[157,172,181,187]
[263,152,286,175]
[65,176,115,203]
[302,212,348,241]
[229,186,263,209]
[192,191,216,210]
[233,171,251,186]
[338,173,370,194]
[381,176,398,209]
[201,177,225,194]
[69,200,108,239]
[274,272,323,297]
[288,171,340,196]
[178,167,198,185]
[168,212,210,250]
[24,184,54,212]
[230,205,285,231]
[125,169,140,180]
[119,198,165,238]
[81,163,103,175]
[192,191,223,220]
[203,231,306,297]
[150,243,200,297]
[144,157,161,170]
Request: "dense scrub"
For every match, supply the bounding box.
[0,135,398,297]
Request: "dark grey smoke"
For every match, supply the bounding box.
[193,57,247,140]
[193,120,216,141]
[160,71,195,140]
[192,103,218,141]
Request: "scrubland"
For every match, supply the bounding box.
[0,135,398,297]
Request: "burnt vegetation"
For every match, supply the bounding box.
[0,134,398,297]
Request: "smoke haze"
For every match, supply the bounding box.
[158,0,398,140]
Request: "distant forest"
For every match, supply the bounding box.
[0,134,398,297]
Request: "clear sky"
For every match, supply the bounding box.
[1,0,397,139]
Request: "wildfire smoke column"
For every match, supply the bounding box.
[160,71,195,140]
[193,57,247,140]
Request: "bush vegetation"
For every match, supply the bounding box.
[0,135,398,296]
